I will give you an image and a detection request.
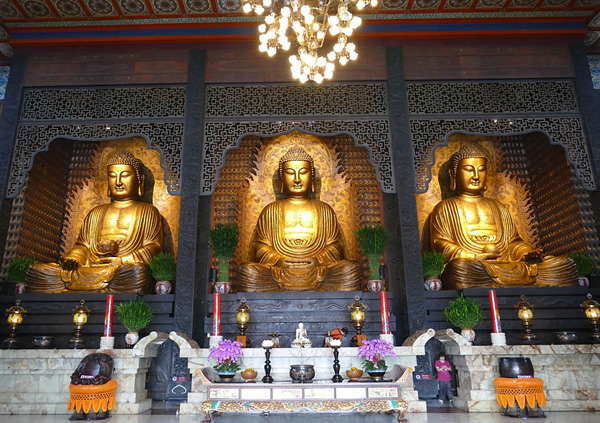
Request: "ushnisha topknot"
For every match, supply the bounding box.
[450,143,490,177]
[278,147,315,180]
[106,151,143,186]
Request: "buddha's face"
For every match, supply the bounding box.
[282,160,312,198]
[455,157,487,196]
[107,164,140,201]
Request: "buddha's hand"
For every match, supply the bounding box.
[475,244,500,261]
[96,256,123,267]
[98,239,120,256]
[276,257,319,269]
[522,249,543,263]
[60,258,81,271]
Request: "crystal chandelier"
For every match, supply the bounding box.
[242,0,377,83]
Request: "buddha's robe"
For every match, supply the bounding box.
[237,199,363,292]
[26,202,163,294]
[430,196,577,289]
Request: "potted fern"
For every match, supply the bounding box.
[355,224,387,291]
[8,256,36,295]
[422,251,445,291]
[150,252,177,294]
[115,297,153,347]
[443,293,484,344]
[567,252,596,288]
[209,223,239,294]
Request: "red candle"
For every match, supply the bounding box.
[488,289,502,333]
[213,293,221,336]
[103,294,114,337]
[380,291,391,335]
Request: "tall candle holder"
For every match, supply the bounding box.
[331,341,343,383]
[262,346,274,383]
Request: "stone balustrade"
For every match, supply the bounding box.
[0,331,167,415]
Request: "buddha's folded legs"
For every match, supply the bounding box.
[441,258,536,290]
[319,260,363,291]
[24,262,153,294]
[535,256,578,286]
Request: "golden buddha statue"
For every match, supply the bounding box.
[430,143,578,289]
[237,147,363,292]
[25,151,164,294]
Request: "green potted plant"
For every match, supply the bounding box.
[209,223,239,293]
[567,252,596,287]
[355,224,387,290]
[443,293,484,344]
[8,256,36,294]
[150,252,177,294]
[422,251,445,291]
[115,297,153,347]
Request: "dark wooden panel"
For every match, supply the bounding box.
[0,293,174,349]
[23,46,189,87]
[424,285,600,345]
[403,39,574,80]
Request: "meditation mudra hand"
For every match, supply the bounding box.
[237,147,363,292]
[25,151,164,294]
[429,143,577,289]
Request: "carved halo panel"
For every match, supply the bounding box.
[202,120,394,195]
[8,122,184,198]
[411,117,593,193]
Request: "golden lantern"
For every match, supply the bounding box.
[236,298,251,347]
[69,300,90,349]
[3,300,27,349]
[348,296,367,346]
[514,295,536,344]
[581,293,600,344]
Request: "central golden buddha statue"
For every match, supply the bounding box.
[430,143,578,289]
[25,151,164,294]
[237,147,363,292]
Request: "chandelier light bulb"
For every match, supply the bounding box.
[258,24,267,33]
[342,27,353,36]
[299,74,309,83]
[350,51,358,60]
[356,0,366,9]
[300,5,310,15]
[339,56,349,65]
[317,31,325,40]
[305,14,314,24]
[327,51,336,61]
[313,23,320,31]
[242,3,252,13]
[350,16,362,29]
[259,34,268,43]
[317,56,326,67]
[325,70,333,79]
[255,5,264,14]
[314,73,324,83]
[267,30,276,39]
[259,43,268,52]
[281,7,291,17]
[282,41,291,50]
[328,15,339,26]
[371,0,378,6]
[325,62,335,72]
[329,26,340,35]
[262,0,272,6]
[265,13,275,24]
[346,43,355,52]
[267,47,277,56]
[333,43,343,53]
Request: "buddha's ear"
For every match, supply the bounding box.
[107,188,111,198]
[311,181,315,194]
[449,169,456,192]
[279,180,284,194]
[138,174,145,198]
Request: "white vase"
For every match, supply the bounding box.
[461,328,475,345]
[155,280,172,294]
[424,278,442,291]
[125,331,139,348]
[578,276,590,288]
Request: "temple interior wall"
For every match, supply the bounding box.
[0,37,599,402]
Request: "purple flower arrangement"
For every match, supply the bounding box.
[208,339,244,372]
[357,339,396,372]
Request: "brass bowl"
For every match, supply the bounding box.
[346,368,363,381]
[290,364,315,383]
[241,369,257,381]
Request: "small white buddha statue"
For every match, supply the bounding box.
[291,321,312,348]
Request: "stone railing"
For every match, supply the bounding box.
[0,331,168,415]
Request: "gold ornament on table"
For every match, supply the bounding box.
[26,151,164,294]
[581,293,600,344]
[237,147,362,292]
[514,295,537,344]
[69,300,90,349]
[242,0,377,83]
[3,300,27,349]
[236,298,251,348]
[429,143,578,289]
[348,295,367,346]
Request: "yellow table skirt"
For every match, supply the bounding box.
[494,377,546,409]
[68,379,117,413]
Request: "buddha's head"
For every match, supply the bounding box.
[278,147,315,197]
[449,143,490,195]
[106,151,144,200]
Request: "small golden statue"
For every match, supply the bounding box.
[25,151,164,294]
[237,147,363,292]
[430,143,577,289]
